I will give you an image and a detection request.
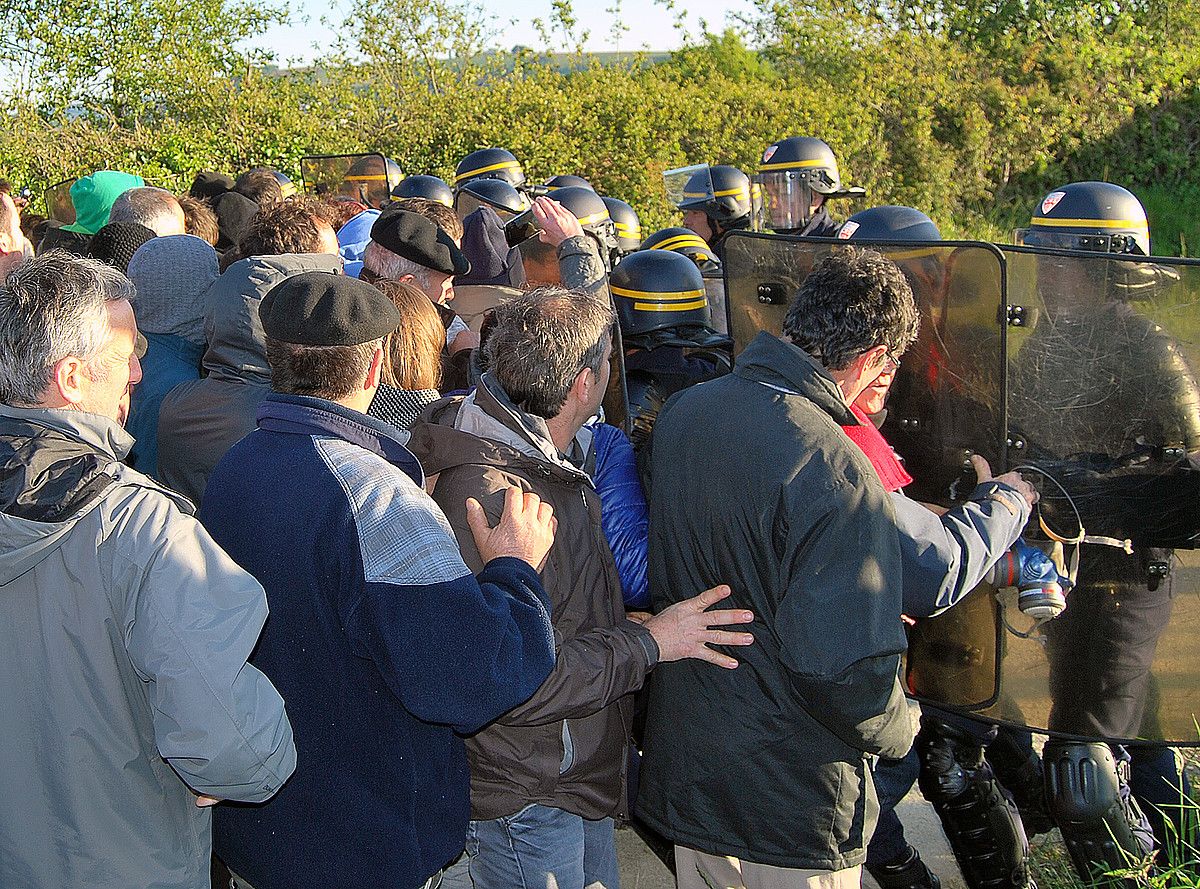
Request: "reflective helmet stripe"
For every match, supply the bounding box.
[757,158,828,171]
[1030,216,1148,229]
[649,235,709,252]
[712,186,749,198]
[576,210,611,226]
[454,160,522,183]
[631,298,709,312]
[615,222,642,236]
[885,247,940,260]
[612,285,706,302]
[344,174,388,181]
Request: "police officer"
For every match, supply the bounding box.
[453,147,526,190]
[608,249,732,449]
[454,178,528,223]
[340,155,403,208]
[392,174,454,208]
[1012,181,1195,883]
[602,196,641,262]
[675,164,754,254]
[639,227,721,275]
[757,137,864,237]
[546,174,593,191]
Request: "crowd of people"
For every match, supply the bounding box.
[0,139,1193,889]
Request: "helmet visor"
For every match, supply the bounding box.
[758,170,815,231]
[665,164,713,210]
[1016,227,1148,256]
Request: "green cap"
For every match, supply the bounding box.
[62,171,145,234]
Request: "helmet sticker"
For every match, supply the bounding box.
[762,145,778,164]
[837,221,859,239]
[1041,191,1066,215]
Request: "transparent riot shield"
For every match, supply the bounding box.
[300,153,395,208]
[44,178,77,225]
[970,246,1200,744]
[663,164,712,210]
[604,322,632,435]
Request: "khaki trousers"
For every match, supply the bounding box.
[674,846,862,889]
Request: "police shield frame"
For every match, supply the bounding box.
[44,177,78,225]
[300,153,394,209]
[721,231,1200,744]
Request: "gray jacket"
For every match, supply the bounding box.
[0,405,296,889]
[157,253,343,505]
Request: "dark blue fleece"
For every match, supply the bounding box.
[200,393,554,889]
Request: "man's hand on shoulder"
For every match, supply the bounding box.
[467,486,556,572]
[643,585,755,669]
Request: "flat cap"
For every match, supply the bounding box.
[259,271,401,346]
[370,207,470,276]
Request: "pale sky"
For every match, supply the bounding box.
[254,0,753,65]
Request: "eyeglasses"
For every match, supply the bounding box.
[883,351,902,372]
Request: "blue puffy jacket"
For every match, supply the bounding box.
[591,422,649,608]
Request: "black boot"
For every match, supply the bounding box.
[869,845,942,889]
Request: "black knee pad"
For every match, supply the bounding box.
[917,720,1033,889]
[1043,741,1155,887]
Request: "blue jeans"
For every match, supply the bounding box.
[464,803,620,889]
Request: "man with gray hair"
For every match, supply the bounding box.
[0,251,296,889]
[108,185,187,237]
[408,286,755,889]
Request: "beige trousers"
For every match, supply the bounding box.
[674,846,862,889]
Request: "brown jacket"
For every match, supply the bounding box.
[407,377,657,821]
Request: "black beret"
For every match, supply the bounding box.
[259,271,401,346]
[369,208,471,277]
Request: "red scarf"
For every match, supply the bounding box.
[842,405,913,492]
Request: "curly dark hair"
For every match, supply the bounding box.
[238,202,329,258]
[783,247,919,370]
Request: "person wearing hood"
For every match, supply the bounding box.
[156,202,341,506]
[0,252,295,889]
[406,287,754,889]
[335,206,380,278]
[124,234,220,478]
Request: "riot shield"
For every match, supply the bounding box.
[604,322,632,435]
[300,153,395,208]
[44,178,77,224]
[965,246,1200,744]
[452,284,519,335]
[726,234,1198,743]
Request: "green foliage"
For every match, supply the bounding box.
[2,0,1199,252]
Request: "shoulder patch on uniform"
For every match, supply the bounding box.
[314,436,471,586]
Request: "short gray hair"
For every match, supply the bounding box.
[108,187,183,236]
[485,286,615,419]
[363,241,438,294]
[0,251,135,405]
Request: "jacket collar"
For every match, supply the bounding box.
[455,373,591,476]
[255,392,425,487]
[0,403,134,460]
[733,332,858,426]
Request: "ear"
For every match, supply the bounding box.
[569,364,594,407]
[398,274,417,285]
[364,347,385,391]
[857,344,889,375]
[51,355,90,406]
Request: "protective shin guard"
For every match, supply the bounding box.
[1043,741,1155,887]
[868,845,943,889]
[917,720,1034,889]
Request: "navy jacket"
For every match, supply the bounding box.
[200,393,555,889]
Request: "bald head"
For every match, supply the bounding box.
[108,187,186,237]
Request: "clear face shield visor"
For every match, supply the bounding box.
[664,164,714,210]
[757,170,818,231]
[1014,228,1148,256]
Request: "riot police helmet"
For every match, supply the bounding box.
[1021,181,1150,256]
[392,174,454,208]
[838,205,942,244]
[454,147,526,189]
[546,174,594,192]
[639,227,722,276]
[757,137,863,231]
[609,249,712,339]
[455,177,529,221]
[552,186,619,261]
[603,197,642,256]
[676,164,754,229]
[341,155,404,207]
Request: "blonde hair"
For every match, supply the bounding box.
[374,279,444,391]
